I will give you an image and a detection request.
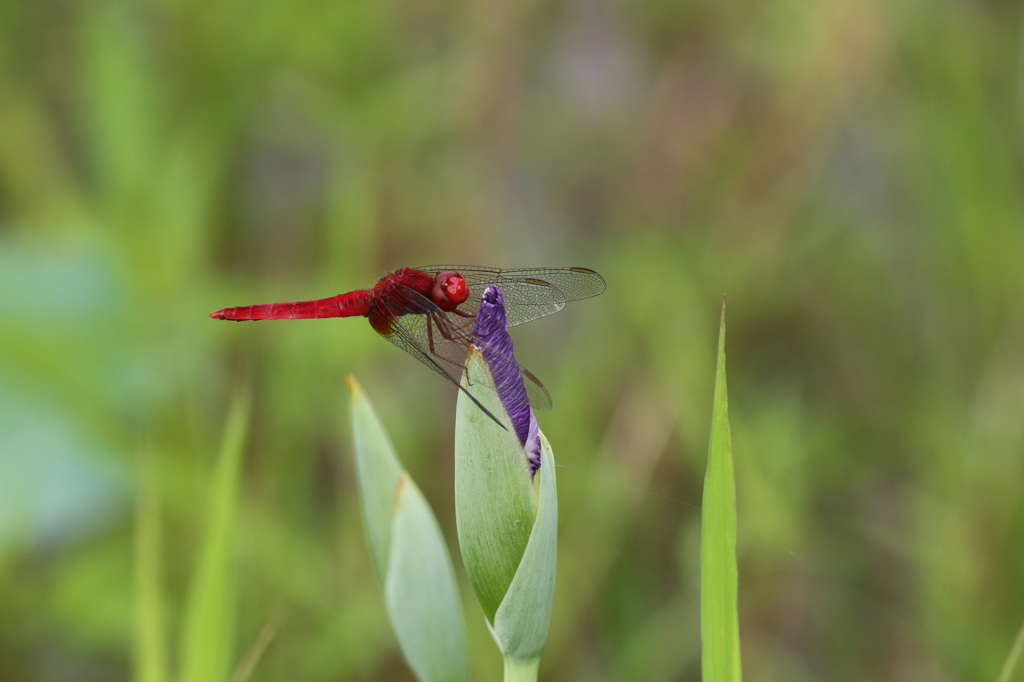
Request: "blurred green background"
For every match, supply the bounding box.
[3,0,1024,679]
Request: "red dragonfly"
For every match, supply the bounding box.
[210,265,605,410]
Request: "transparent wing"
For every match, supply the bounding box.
[371,287,552,410]
[412,265,606,327]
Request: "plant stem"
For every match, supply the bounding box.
[503,656,540,682]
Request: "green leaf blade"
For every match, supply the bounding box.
[385,474,468,682]
[348,376,468,682]
[179,391,249,682]
[701,300,742,682]
[454,350,537,623]
[348,375,405,582]
[491,431,558,663]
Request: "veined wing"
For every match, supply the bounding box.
[371,285,552,410]
[412,265,606,328]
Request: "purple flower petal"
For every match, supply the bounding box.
[471,286,542,475]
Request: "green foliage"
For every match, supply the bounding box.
[996,620,1024,682]
[348,377,406,579]
[178,394,250,682]
[454,348,557,671]
[454,353,538,623]
[349,377,467,682]
[134,452,167,682]
[489,431,557,664]
[701,301,741,682]
[132,393,251,682]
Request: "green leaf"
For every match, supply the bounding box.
[385,474,468,682]
[454,349,537,623]
[701,299,742,682]
[996,619,1024,682]
[454,347,558,674]
[491,431,558,663]
[179,390,250,682]
[348,376,468,682]
[348,375,405,581]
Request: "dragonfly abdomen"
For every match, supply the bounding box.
[209,291,371,320]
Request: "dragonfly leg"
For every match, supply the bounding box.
[425,313,469,372]
[436,310,476,341]
[426,313,436,350]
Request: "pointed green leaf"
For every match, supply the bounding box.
[180,391,249,682]
[701,299,742,682]
[385,474,468,682]
[454,349,537,623]
[348,376,467,682]
[491,430,558,663]
[996,619,1024,682]
[348,376,405,581]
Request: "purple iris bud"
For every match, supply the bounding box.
[471,285,542,475]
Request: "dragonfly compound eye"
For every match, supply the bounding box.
[433,271,469,310]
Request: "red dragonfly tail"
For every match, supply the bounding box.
[209,291,371,321]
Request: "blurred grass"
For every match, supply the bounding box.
[2,0,1024,680]
[178,392,248,682]
[134,449,167,682]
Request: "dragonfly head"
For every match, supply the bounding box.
[432,270,470,311]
